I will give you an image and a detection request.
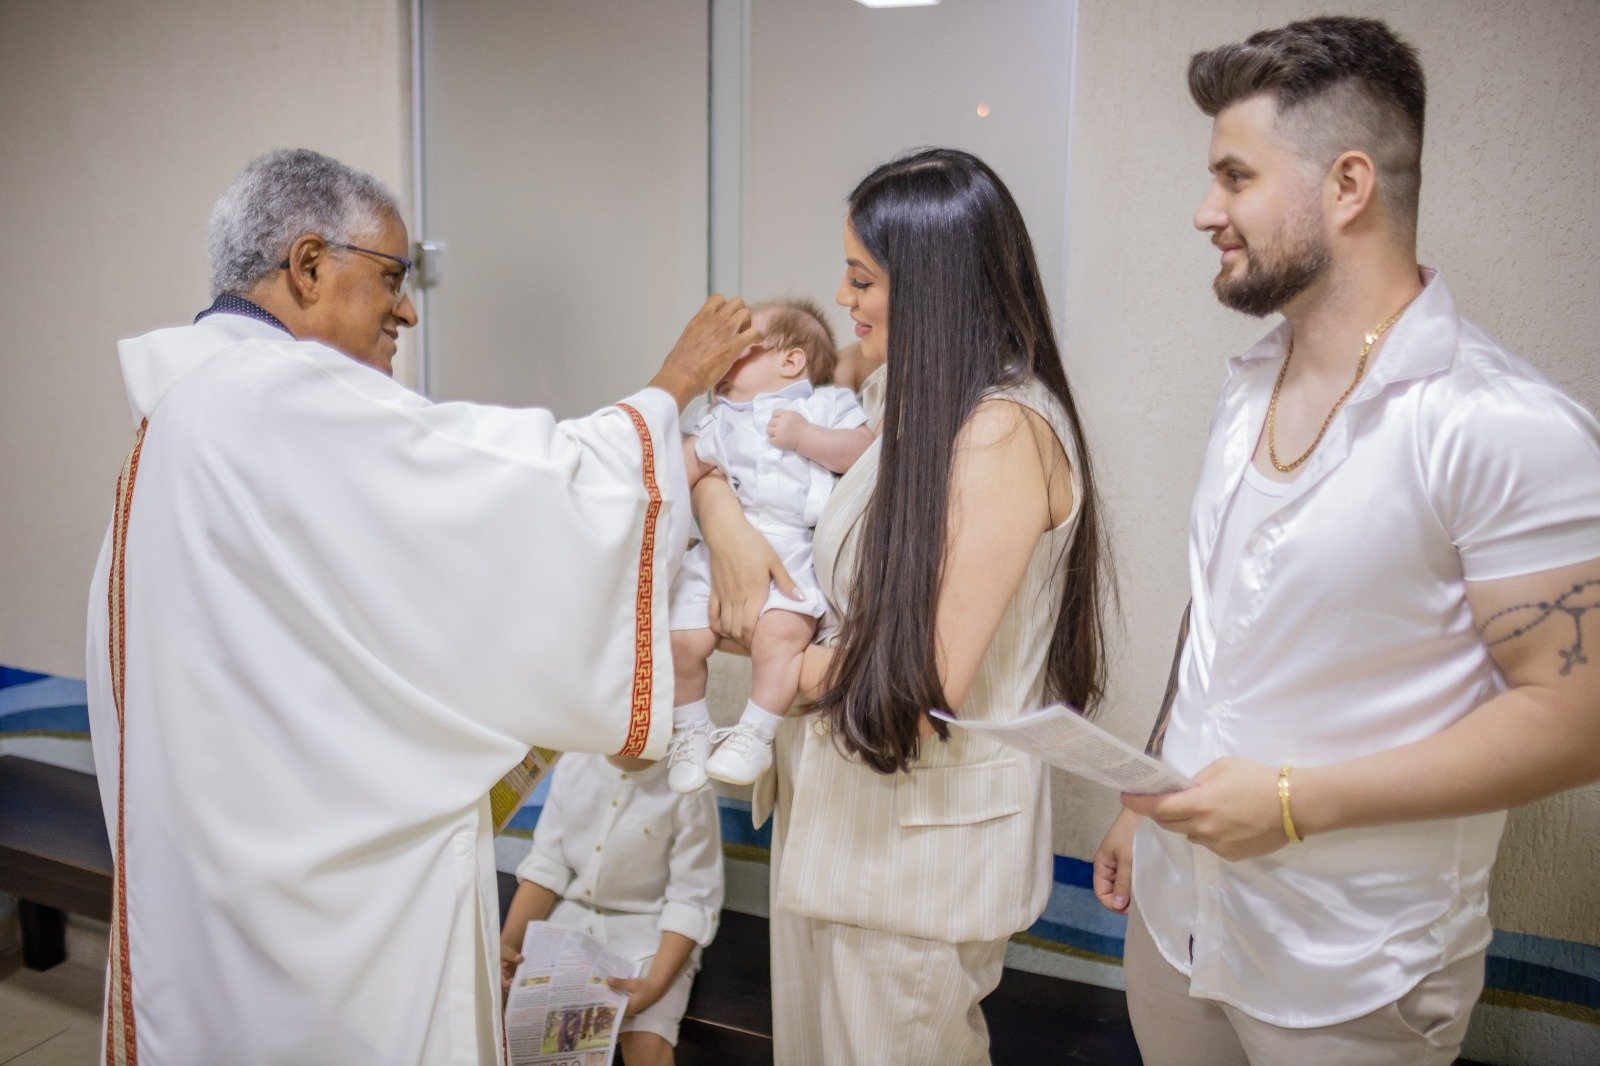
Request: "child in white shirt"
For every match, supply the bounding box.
[501,754,723,1066]
[667,298,875,792]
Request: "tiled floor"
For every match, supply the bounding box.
[0,952,103,1065]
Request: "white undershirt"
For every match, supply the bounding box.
[1206,460,1293,624]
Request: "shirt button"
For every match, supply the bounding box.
[595,845,603,852]
[1206,702,1227,717]
[643,827,651,835]
[611,800,618,807]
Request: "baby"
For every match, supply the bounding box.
[667,298,875,792]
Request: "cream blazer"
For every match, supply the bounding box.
[756,375,1082,943]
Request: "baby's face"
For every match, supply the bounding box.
[716,309,802,401]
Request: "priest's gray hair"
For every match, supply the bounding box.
[207,148,402,298]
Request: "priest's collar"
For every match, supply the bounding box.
[195,293,291,336]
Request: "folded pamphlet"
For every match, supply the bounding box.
[930,704,1195,794]
[504,923,640,1066]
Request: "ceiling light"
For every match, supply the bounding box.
[855,1,940,9]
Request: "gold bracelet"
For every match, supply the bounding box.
[1277,765,1302,845]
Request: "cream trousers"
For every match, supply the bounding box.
[1124,900,1484,1066]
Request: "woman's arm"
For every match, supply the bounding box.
[682,435,715,488]
[801,401,1068,715]
[692,475,800,645]
[933,399,1071,712]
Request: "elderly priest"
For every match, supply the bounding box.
[85,148,754,1065]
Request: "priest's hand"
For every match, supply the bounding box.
[651,295,761,409]
[607,974,669,1017]
[1120,757,1289,861]
[1093,808,1141,913]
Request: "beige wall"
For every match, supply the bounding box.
[1062,0,1600,955]
[418,0,708,416]
[0,0,410,678]
[742,0,1074,345]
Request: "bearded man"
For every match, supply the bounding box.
[1093,17,1600,1065]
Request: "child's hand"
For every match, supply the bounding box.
[607,975,668,1017]
[500,941,523,994]
[766,410,810,451]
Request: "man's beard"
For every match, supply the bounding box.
[1213,211,1330,318]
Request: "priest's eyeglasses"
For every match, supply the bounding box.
[278,241,415,301]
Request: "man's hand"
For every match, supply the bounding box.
[1093,808,1141,913]
[607,975,668,1017]
[1120,757,1289,861]
[766,410,811,452]
[499,940,523,995]
[650,295,760,409]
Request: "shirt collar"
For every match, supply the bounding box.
[719,377,815,411]
[195,293,292,336]
[1227,266,1459,391]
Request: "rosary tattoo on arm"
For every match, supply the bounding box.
[1479,580,1600,676]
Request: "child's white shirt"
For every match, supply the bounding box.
[515,754,724,962]
[691,380,869,539]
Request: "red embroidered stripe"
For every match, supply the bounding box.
[614,403,661,758]
[105,419,147,1066]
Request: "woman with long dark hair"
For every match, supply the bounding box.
[696,148,1111,1063]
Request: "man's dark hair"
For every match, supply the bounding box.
[1188,16,1426,238]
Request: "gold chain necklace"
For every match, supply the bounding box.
[1266,298,1416,473]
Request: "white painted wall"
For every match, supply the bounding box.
[741,0,1075,342]
[418,0,708,416]
[0,0,411,678]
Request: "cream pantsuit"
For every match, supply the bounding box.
[756,376,1083,1064]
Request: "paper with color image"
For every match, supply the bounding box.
[504,922,639,1066]
[930,704,1195,794]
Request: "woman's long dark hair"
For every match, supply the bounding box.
[811,148,1112,774]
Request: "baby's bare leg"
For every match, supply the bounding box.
[748,609,819,713]
[671,628,718,706]
[705,611,816,785]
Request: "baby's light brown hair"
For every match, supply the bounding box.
[755,297,840,386]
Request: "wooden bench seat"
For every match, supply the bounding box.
[0,755,113,970]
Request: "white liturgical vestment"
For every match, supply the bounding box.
[85,312,689,1064]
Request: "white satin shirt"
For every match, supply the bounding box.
[1133,269,1600,1026]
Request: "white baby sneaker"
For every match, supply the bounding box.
[667,722,710,794]
[705,724,775,786]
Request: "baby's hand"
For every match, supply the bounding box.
[767,410,810,451]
